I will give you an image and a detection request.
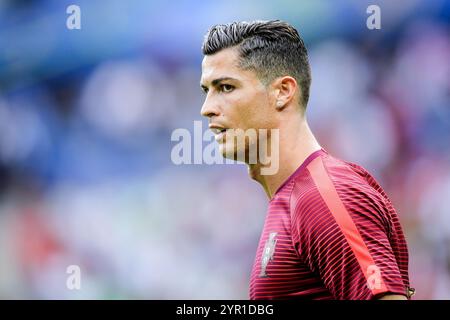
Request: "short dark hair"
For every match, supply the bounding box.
[202,20,311,108]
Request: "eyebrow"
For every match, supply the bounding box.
[200,77,238,89]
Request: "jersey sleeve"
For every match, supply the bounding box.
[290,158,408,300]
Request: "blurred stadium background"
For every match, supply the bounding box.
[0,0,449,299]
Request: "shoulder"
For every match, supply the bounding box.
[314,153,385,205]
[289,153,351,214]
[289,153,389,230]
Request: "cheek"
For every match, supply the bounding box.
[245,95,274,129]
[225,89,272,128]
[224,94,254,123]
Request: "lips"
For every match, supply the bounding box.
[210,128,227,135]
[215,130,227,142]
[209,124,228,142]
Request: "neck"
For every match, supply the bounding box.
[248,115,321,200]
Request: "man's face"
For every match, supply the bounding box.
[200,47,277,161]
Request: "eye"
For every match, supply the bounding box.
[220,84,234,93]
[201,86,209,94]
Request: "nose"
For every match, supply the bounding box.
[200,96,220,118]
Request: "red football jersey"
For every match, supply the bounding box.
[249,148,412,299]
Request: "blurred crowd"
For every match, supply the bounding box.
[0,0,449,299]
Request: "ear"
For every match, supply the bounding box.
[271,76,298,111]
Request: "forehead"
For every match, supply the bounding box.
[201,47,257,85]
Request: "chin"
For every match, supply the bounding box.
[220,143,250,163]
[220,144,236,160]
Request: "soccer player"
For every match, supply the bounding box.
[199,20,414,300]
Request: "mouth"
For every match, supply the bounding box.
[209,126,228,142]
[210,128,227,135]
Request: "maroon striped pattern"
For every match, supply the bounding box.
[249,149,411,300]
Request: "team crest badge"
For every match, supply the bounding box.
[259,232,278,278]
